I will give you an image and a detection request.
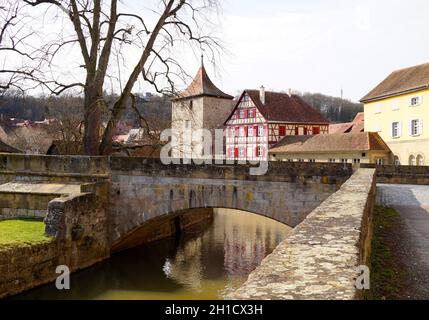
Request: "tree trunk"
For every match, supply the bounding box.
[83,88,102,155]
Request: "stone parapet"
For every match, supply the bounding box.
[229,169,376,300]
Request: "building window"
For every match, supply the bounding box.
[394,156,401,166]
[239,109,245,119]
[189,100,194,111]
[239,126,245,137]
[308,159,316,163]
[248,126,254,137]
[392,101,400,111]
[256,146,263,157]
[341,159,348,163]
[409,155,416,166]
[410,119,422,136]
[239,147,245,158]
[229,148,234,158]
[248,108,255,118]
[417,154,424,166]
[230,127,235,138]
[362,153,367,157]
[313,127,320,135]
[376,158,385,165]
[297,159,304,163]
[258,125,264,137]
[410,96,422,107]
[375,105,382,114]
[329,159,336,163]
[243,95,249,102]
[185,120,191,129]
[353,159,361,164]
[279,126,286,136]
[392,122,401,138]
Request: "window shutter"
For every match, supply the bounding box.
[244,126,248,137]
[244,109,248,118]
[419,118,423,135]
[409,120,413,136]
[235,127,239,137]
[263,125,267,136]
[234,147,238,158]
[398,122,402,137]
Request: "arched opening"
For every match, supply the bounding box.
[21,207,292,300]
[409,155,416,166]
[417,154,424,166]
[394,156,401,166]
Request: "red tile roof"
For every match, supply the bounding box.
[269,132,390,154]
[237,90,329,124]
[173,63,233,101]
[329,112,364,134]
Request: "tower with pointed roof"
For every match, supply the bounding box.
[171,57,234,159]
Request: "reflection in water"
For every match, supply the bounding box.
[16,209,291,300]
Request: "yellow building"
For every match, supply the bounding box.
[269,132,391,165]
[361,62,429,166]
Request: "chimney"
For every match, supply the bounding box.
[260,85,265,104]
[288,88,292,96]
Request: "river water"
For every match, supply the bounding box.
[17,209,291,300]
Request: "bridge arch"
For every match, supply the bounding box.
[111,206,294,253]
[109,174,339,251]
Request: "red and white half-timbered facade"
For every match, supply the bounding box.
[224,88,329,161]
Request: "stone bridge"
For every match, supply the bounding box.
[0,155,352,249]
[1,154,372,299]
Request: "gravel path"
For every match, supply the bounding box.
[377,184,429,299]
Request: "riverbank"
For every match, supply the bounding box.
[0,219,52,249]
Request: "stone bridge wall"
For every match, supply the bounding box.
[107,158,353,246]
[230,168,377,300]
[361,164,429,185]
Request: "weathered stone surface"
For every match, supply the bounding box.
[229,169,376,300]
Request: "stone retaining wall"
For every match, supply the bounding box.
[0,191,109,299]
[229,168,376,300]
[361,164,429,185]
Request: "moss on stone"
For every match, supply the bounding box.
[0,219,53,249]
[366,206,405,300]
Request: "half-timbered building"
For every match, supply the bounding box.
[224,87,329,161]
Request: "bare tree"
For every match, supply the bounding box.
[0,0,223,155]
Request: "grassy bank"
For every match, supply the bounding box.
[367,206,405,300]
[0,219,52,249]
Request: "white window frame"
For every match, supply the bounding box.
[410,119,423,136]
[375,104,382,114]
[248,126,254,137]
[230,127,235,137]
[239,126,245,137]
[392,122,401,138]
[392,101,400,111]
[238,147,245,158]
[258,125,264,137]
[376,158,385,165]
[229,148,234,158]
[410,95,422,107]
[239,109,245,119]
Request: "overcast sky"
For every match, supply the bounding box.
[194,0,429,102]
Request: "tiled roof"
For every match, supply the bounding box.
[245,90,329,124]
[361,62,429,102]
[0,139,22,153]
[329,112,364,134]
[173,64,233,101]
[269,132,390,154]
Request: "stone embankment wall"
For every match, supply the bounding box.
[0,187,109,299]
[230,169,376,300]
[361,164,429,185]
